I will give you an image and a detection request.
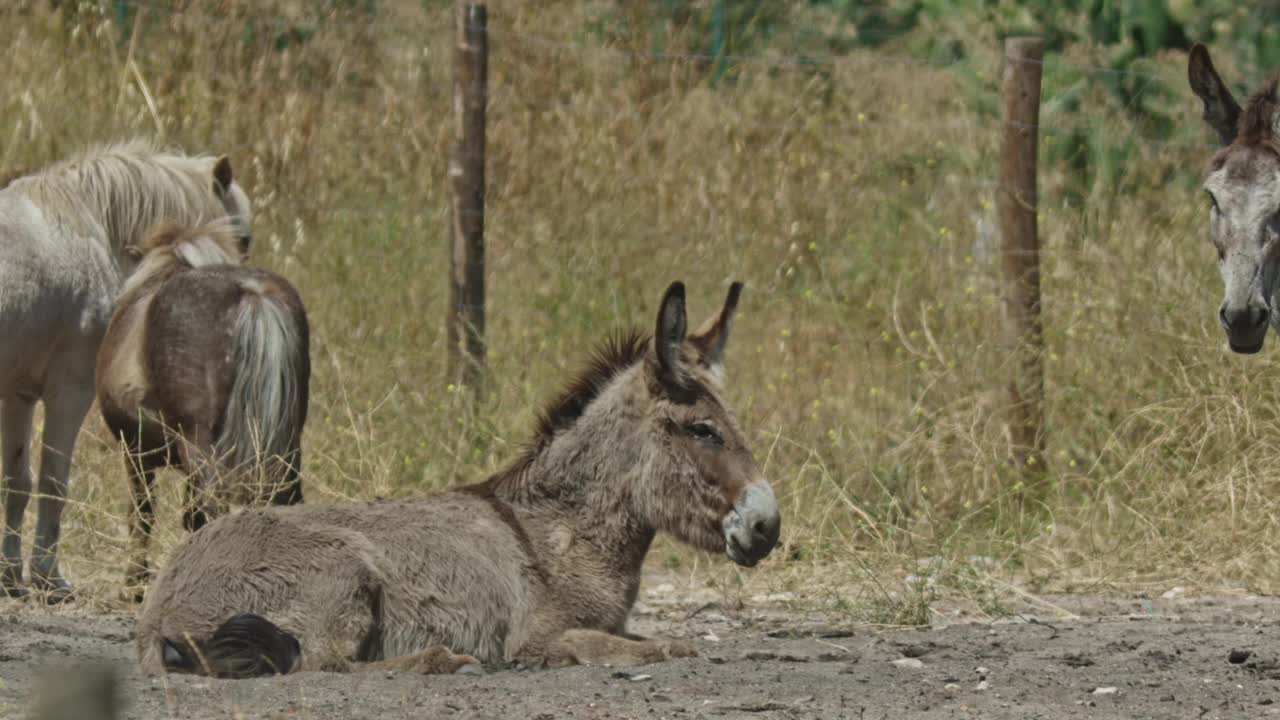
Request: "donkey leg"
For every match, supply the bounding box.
[542,629,698,669]
[122,454,157,602]
[0,396,36,597]
[359,647,482,675]
[30,384,94,603]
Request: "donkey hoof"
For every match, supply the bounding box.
[406,647,480,675]
[662,640,699,659]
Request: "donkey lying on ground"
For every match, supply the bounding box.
[137,281,779,677]
[0,140,252,602]
[97,221,309,601]
[1188,45,1280,354]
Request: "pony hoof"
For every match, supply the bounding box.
[30,574,75,605]
[455,663,485,676]
[183,509,210,532]
[2,583,29,600]
[0,563,23,596]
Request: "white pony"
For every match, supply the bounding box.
[0,140,252,602]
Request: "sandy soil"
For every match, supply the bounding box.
[6,578,1280,719]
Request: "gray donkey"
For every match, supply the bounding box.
[1188,44,1280,353]
[137,281,780,677]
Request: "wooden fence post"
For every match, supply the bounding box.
[447,2,488,396]
[998,37,1046,470]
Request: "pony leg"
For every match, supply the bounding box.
[30,384,94,603]
[178,431,217,532]
[123,454,157,602]
[0,397,36,597]
[266,447,303,506]
[542,629,699,669]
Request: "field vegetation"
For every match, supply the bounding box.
[3,0,1280,623]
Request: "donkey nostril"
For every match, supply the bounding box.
[1221,304,1269,330]
[750,515,780,545]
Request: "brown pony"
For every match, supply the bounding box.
[96,220,309,600]
[136,281,779,677]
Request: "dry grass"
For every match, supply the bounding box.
[1,1,1275,620]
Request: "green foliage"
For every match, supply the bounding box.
[584,1,1277,200]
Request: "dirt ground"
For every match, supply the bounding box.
[5,576,1280,720]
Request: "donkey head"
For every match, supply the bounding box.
[1189,45,1280,353]
[639,281,780,567]
[211,156,253,258]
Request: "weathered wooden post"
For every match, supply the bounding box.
[998,37,1046,470]
[447,1,488,396]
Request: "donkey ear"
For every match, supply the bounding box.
[690,281,743,373]
[654,281,688,388]
[212,155,234,194]
[1188,44,1241,146]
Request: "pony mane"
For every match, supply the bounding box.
[0,165,30,189]
[119,220,243,299]
[6,139,227,253]
[475,330,651,492]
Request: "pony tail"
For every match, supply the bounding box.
[215,283,308,504]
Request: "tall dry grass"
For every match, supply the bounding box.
[1,1,1275,619]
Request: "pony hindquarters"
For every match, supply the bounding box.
[205,276,310,518]
[112,271,310,600]
[96,221,303,599]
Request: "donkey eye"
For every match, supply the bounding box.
[685,422,723,446]
[1206,190,1219,213]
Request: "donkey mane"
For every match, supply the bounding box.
[5,139,226,251]
[477,331,650,492]
[532,331,651,448]
[1211,76,1280,172]
[1237,76,1280,148]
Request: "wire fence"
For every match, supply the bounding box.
[54,0,1210,82]
[0,0,1232,220]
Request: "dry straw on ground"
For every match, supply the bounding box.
[0,1,1272,620]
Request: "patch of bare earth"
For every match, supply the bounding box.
[5,576,1280,719]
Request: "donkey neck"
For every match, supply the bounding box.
[479,368,659,576]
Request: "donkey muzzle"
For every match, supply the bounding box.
[1220,299,1269,354]
[723,481,781,567]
